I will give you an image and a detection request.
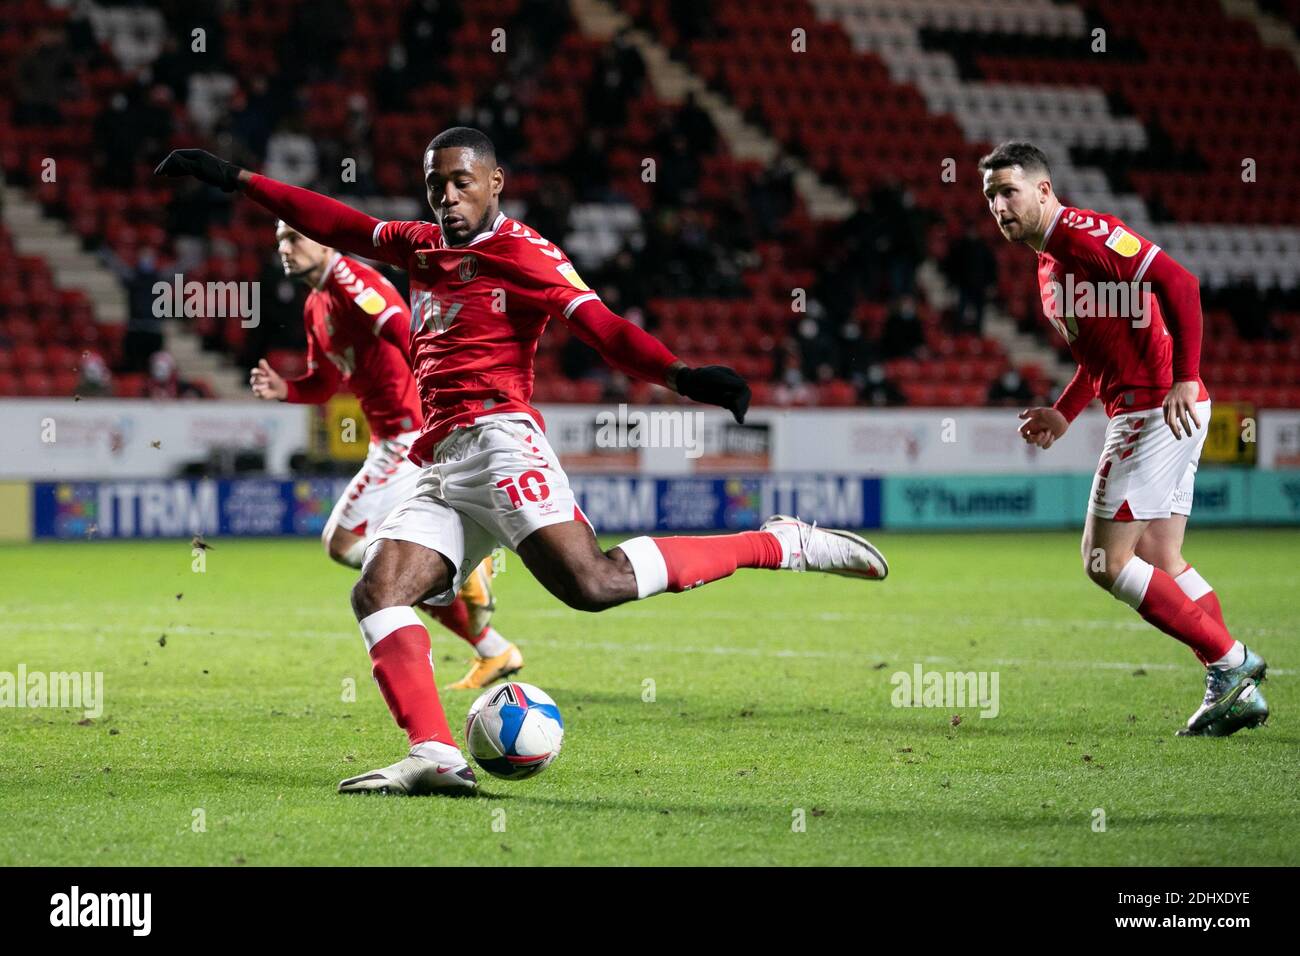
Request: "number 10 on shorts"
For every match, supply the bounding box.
[496,470,551,508]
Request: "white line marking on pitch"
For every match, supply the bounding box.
[0,619,1290,675]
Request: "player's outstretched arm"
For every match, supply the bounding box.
[565,298,751,423]
[155,149,387,261]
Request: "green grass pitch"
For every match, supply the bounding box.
[1,529,1296,866]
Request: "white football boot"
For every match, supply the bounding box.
[338,742,479,796]
[760,514,889,580]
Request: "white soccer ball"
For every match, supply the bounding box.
[465,682,564,780]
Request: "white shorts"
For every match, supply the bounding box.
[1088,400,1211,521]
[324,430,422,537]
[366,415,589,604]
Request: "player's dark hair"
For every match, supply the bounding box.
[978,141,1051,177]
[427,127,498,166]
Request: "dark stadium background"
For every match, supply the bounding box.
[2,0,1300,882]
[3,0,1296,414]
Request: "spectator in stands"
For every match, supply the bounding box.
[149,34,196,102]
[677,93,718,156]
[13,27,76,126]
[108,247,167,372]
[512,0,574,75]
[586,31,646,128]
[526,174,575,243]
[772,341,814,405]
[943,224,998,335]
[794,303,837,382]
[230,74,284,161]
[401,0,464,87]
[668,0,714,42]
[565,129,614,201]
[655,128,703,198]
[986,368,1034,407]
[76,351,113,398]
[878,294,926,360]
[560,327,599,382]
[466,83,526,165]
[319,94,380,196]
[375,43,417,112]
[93,87,173,188]
[838,314,880,382]
[1222,276,1283,341]
[642,209,736,297]
[840,183,930,298]
[748,156,797,240]
[145,351,204,400]
[814,251,859,331]
[280,0,352,86]
[589,247,649,312]
[859,363,906,408]
[238,253,308,369]
[65,1,100,60]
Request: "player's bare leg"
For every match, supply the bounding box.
[1082,513,1267,735]
[338,539,479,795]
[1136,515,1230,629]
[326,520,519,684]
[514,515,887,613]
[515,520,639,611]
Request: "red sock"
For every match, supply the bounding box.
[419,596,484,646]
[1173,565,1227,629]
[360,608,453,747]
[648,531,783,592]
[1195,590,1226,630]
[1136,569,1235,665]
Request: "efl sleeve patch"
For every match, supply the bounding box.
[556,262,590,292]
[1104,227,1142,258]
[354,287,387,315]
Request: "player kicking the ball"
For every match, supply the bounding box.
[249,219,524,691]
[157,127,888,795]
[979,141,1268,737]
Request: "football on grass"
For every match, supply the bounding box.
[465,682,565,780]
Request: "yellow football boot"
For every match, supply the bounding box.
[448,643,524,690]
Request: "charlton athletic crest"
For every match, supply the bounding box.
[458,254,478,281]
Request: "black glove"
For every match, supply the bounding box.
[154,149,243,192]
[676,365,751,424]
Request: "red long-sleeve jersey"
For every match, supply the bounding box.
[244,174,679,464]
[282,252,421,439]
[1038,205,1208,422]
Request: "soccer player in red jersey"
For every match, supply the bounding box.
[248,219,525,690]
[157,128,889,795]
[979,141,1268,737]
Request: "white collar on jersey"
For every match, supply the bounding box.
[314,251,341,290]
[439,211,507,249]
[1035,204,1064,253]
